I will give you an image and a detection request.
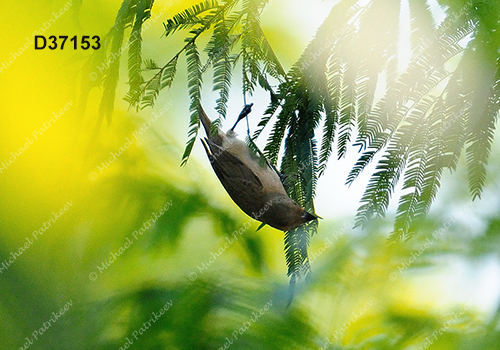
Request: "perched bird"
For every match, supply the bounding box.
[198,105,317,231]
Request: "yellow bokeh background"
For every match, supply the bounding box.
[1,1,499,349]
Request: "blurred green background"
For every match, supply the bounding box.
[0,0,499,349]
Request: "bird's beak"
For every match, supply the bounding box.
[302,211,321,222]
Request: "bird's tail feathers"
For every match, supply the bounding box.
[198,105,213,138]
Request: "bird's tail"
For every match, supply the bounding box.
[198,105,213,138]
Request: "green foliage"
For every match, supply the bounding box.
[6,0,500,349]
[97,0,137,127]
[2,150,500,349]
[163,0,220,36]
[350,0,500,241]
[126,0,154,107]
[182,42,203,166]
[85,0,500,284]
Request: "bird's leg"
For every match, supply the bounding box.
[231,103,254,131]
[230,117,241,131]
[246,115,250,136]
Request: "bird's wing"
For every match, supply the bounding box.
[201,138,264,190]
[245,136,285,180]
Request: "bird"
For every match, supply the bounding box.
[198,104,318,231]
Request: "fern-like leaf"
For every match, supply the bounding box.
[181,42,203,166]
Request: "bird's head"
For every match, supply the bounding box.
[260,193,320,231]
